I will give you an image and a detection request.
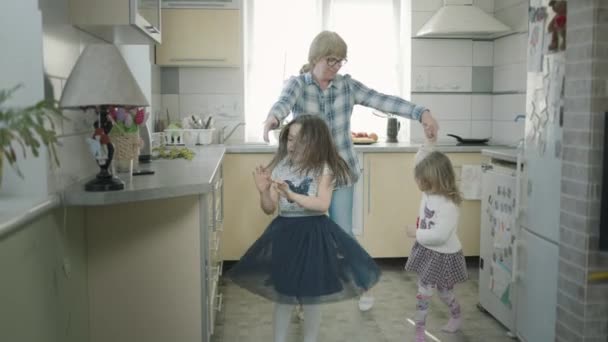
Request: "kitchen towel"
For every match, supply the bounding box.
[460,165,482,200]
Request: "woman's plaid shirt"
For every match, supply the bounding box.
[268,73,428,187]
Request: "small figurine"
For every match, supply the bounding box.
[547,0,567,52]
[88,113,115,174]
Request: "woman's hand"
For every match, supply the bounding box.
[263,116,280,142]
[421,111,439,143]
[252,165,272,193]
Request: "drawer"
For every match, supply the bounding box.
[209,177,224,232]
[208,263,223,335]
[209,229,223,267]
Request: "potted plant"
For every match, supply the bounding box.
[0,84,67,184]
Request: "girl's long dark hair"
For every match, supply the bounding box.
[267,115,351,186]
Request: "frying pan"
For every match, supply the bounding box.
[447,134,490,145]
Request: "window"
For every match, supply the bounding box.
[243,0,411,142]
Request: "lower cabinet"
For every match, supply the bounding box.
[84,173,225,342]
[86,195,209,342]
[357,152,482,257]
[221,153,274,260]
[356,153,418,257]
[204,170,224,338]
[221,152,482,261]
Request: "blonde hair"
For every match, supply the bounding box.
[414,151,462,205]
[300,31,348,74]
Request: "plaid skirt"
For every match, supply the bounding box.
[405,241,468,288]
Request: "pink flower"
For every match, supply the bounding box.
[134,108,145,125]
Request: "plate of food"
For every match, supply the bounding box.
[352,132,378,145]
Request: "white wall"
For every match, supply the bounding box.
[1,1,47,195]
[160,67,245,143]
[1,0,162,195]
[492,1,528,145]
[409,0,528,145]
[0,208,89,342]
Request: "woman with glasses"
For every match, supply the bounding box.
[262,30,440,313]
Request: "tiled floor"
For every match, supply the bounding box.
[212,259,516,342]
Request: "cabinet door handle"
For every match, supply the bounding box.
[366,158,371,215]
[215,293,223,312]
[170,58,227,62]
[144,25,159,34]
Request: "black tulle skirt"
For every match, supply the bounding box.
[226,215,381,304]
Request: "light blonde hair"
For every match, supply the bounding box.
[414,151,462,205]
[299,31,348,74]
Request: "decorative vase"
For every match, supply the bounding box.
[110,130,140,173]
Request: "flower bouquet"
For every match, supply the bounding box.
[106,106,150,172]
[108,106,149,133]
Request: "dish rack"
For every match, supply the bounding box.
[163,128,216,146]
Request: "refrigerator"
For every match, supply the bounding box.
[479,1,564,341]
[516,8,564,342]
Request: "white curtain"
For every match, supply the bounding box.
[244,0,409,142]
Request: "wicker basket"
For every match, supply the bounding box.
[111,131,140,172]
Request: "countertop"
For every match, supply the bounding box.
[1,145,225,241]
[63,145,225,206]
[226,141,510,153]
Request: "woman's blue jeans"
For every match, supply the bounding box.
[328,185,354,237]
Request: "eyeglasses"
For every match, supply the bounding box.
[326,57,347,68]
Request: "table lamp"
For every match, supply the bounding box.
[59,44,149,191]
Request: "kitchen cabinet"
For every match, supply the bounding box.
[77,148,225,342]
[356,153,418,257]
[221,152,482,260]
[69,0,161,44]
[221,154,274,260]
[358,152,482,257]
[155,9,242,67]
[205,168,224,337]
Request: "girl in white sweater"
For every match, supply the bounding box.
[405,143,468,342]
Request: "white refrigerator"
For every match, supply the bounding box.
[516,27,564,342]
[478,1,564,341]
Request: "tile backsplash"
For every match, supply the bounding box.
[160,67,245,143]
[410,0,528,145]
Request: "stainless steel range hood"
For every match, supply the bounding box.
[416,0,511,39]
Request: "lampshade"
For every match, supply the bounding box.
[59,44,149,108]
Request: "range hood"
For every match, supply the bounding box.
[416,0,511,39]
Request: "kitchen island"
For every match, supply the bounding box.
[63,145,225,342]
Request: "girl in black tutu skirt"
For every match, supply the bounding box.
[226,115,380,342]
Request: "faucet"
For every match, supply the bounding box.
[219,122,245,143]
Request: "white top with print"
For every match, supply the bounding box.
[416,193,462,253]
[271,159,332,217]
[414,143,462,253]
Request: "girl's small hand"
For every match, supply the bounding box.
[252,165,272,193]
[273,180,292,200]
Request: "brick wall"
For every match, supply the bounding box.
[557,1,608,341]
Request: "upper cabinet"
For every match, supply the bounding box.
[69,0,161,44]
[155,8,242,67]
